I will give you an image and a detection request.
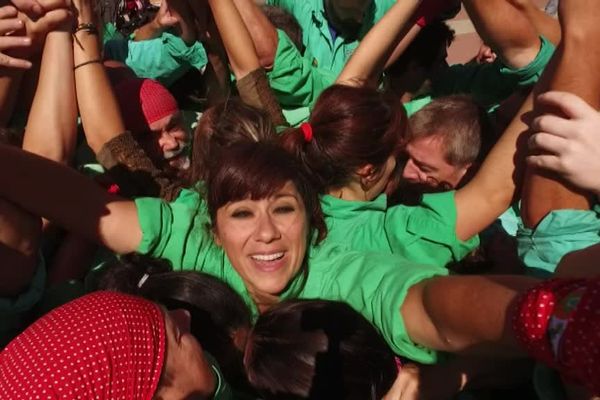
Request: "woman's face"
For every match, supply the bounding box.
[214,182,309,303]
[155,309,216,399]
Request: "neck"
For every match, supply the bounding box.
[328,182,371,201]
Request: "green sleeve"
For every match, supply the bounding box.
[385,191,480,266]
[304,246,448,363]
[267,29,336,109]
[432,36,555,109]
[135,192,221,270]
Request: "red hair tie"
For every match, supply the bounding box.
[300,122,313,142]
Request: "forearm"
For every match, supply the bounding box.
[402,275,538,357]
[74,30,126,154]
[0,144,140,254]
[208,0,261,79]
[134,19,165,41]
[455,93,532,241]
[22,30,77,163]
[462,0,540,69]
[232,0,277,69]
[337,0,421,87]
[383,24,421,70]
[521,17,600,227]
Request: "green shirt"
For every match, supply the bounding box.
[104,31,208,87]
[321,192,479,267]
[265,0,395,75]
[267,29,336,125]
[135,190,447,363]
[405,36,555,115]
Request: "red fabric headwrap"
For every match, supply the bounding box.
[0,291,166,399]
[513,278,600,395]
[115,78,179,134]
[300,122,313,142]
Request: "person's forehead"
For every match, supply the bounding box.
[407,135,445,158]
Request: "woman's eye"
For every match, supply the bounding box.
[274,205,295,214]
[231,210,253,218]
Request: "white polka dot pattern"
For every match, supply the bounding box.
[0,291,165,399]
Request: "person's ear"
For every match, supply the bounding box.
[212,228,222,246]
[356,163,380,189]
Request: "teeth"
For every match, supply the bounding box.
[251,252,284,262]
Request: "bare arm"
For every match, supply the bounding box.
[0,144,141,254]
[207,0,260,79]
[453,0,556,241]
[336,0,421,87]
[508,0,561,45]
[231,0,278,69]
[22,29,77,163]
[72,0,126,154]
[402,275,538,356]
[462,0,540,69]
[520,0,600,228]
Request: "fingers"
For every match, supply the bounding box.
[30,7,71,32]
[528,132,569,154]
[530,114,576,138]
[0,35,32,49]
[10,0,43,18]
[0,16,26,34]
[0,51,32,68]
[536,91,598,120]
[526,153,562,172]
[0,5,19,19]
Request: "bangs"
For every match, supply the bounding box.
[207,142,305,218]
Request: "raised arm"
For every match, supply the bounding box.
[207,0,260,79]
[507,0,561,45]
[22,28,76,163]
[520,0,600,228]
[231,0,278,69]
[462,0,541,69]
[72,0,126,154]
[336,0,421,87]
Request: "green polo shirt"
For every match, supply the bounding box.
[321,191,479,267]
[404,36,555,115]
[135,191,447,364]
[265,0,395,75]
[267,29,336,125]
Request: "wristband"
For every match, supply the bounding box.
[74,59,102,70]
[74,23,99,35]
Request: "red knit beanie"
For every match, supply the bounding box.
[114,78,179,134]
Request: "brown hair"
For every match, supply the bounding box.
[189,99,278,184]
[408,95,490,166]
[206,141,327,244]
[245,299,397,400]
[280,85,407,192]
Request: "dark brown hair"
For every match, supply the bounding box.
[245,300,397,400]
[262,5,304,53]
[280,85,407,192]
[206,141,327,244]
[189,99,278,184]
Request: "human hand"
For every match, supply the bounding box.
[14,6,72,55]
[383,362,465,400]
[0,5,33,68]
[475,42,497,64]
[154,0,181,29]
[382,363,422,400]
[527,91,600,197]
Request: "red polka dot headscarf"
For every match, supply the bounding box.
[0,291,166,399]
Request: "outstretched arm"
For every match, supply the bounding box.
[0,145,141,254]
[507,0,561,45]
[336,0,421,87]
